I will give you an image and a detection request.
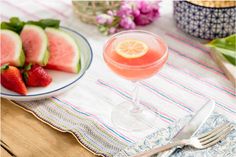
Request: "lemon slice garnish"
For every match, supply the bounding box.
[115,39,148,58]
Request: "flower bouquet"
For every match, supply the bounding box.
[96,0,161,35]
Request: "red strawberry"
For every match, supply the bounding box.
[23,64,52,87]
[1,65,27,95]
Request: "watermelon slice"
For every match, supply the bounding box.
[45,28,80,73]
[0,30,25,66]
[20,24,49,66]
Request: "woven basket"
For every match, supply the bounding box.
[72,1,121,24]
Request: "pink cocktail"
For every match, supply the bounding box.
[103,30,168,131]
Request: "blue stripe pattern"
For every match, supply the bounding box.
[140,82,193,113]
[166,33,210,54]
[52,97,133,143]
[97,80,175,123]
[169,47,224,75]
[166,63,235,96]
[158,74,236,114]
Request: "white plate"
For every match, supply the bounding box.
[1,27,93,101]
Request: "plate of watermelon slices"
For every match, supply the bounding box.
[1,18,93,101]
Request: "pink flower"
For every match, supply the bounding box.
[138,1,153,13]
[96,15,106,24]
[134,0,160,26]
[107,17,114,24]
[132,8,140,17]
[107,10,117,16]
[120,16,135,29]
[96,14,114,25]
[134,10,159,25]
[96,0,161,35]
[108,27,117,34]
[117,3,133,17]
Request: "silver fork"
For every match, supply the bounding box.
[132,122,235,157]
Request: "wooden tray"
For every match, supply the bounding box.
[209,48,236,88]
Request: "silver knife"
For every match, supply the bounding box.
[133,99,215,157]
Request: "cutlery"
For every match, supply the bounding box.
[132,99,215,157]
[132,122,234,157]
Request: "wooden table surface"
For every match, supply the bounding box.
[1,98,96,157]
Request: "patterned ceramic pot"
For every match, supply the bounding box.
[173,1,236,40]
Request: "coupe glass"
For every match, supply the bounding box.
[103,30,168,131]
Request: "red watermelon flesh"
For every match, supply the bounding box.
[45,28,80,73]
[0,30,25,66]
[20,25,49,66]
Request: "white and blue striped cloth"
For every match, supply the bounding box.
[1,0,235,156]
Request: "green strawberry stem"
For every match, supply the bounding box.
[24,63,32,71]
[1,64,9,71]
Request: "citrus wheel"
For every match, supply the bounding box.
[115,39,148,58]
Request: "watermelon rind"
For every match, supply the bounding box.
[76,59,81,73]
[20,24,48,66]
[0,30,25,67]
[75,37,81,73]
[42,49,49,66]
[45,28,81,73]
[18,49,25,67]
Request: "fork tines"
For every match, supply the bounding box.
[197,122,235,148]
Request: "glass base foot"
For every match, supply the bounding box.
[111,101,157,132]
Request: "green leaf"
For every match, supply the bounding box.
[39,19,60,28]
[10,17,25,29]
[27,19,60,29]
[1,17,25,33]
[1,17,60,33]
[213,47,236,59]
[26,21,41,27]
[1,22,18,32]
[98,25,107,32]
[223,54,236,65]
[208,35,235,51]
[207,34,236,66]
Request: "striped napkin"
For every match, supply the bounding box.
[1,0,235,157]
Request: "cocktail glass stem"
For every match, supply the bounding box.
[131,81,142,113]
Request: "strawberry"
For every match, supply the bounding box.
[23,64,52,87]
[1,65,27,95]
